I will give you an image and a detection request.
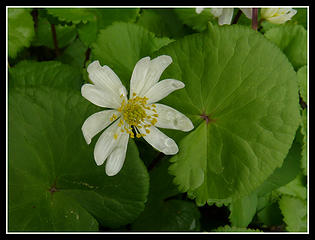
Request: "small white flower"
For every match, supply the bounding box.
[261,8,297,24]
[196,8,204,14]
[81,56,194,176]
[196,8,252,25]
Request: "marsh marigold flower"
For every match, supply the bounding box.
[81,56,194,176]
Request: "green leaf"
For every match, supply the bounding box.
[136,8,192,39]
[264,24,307,70]
[32,16,77,49]
[279,195,307,232]
[9,61,149,231]
[77,20,98,47]
[76,8,140,47]
[257,201,283,227]
[57,38,88,68]
[300,109,307,175]
[229,193,257,228]
[131,159,200,231]
[291,8,307,29]
[255,131,303,196]
[213,225,261,232]
[297,65,307,103]
[94,8,140,29]
[91,22,174,88]
[8,8,35,58]
[174,8,215,32]
[277,174,307,200]
[155,24,300,204]
[46,8,96,24]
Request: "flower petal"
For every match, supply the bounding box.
[87,60,128,98]
[105,133,129,176]
[82,110,119,145]
[240,8,252,19]
[130,56,151,97]
[153,104,194,132]
[261,8,279,19]
[196,8,204,14]
[210,8,223,17]
[130,55,173,97]
[93,120,122,166]
[144,79,185,104]
[81,83,121,108]
[140,55,173,96]
[218,8,234,25]
[267,9,297,24]
[139,125,178,155]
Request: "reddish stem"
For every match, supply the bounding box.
[251,8,258,31]
[50,23,60,56]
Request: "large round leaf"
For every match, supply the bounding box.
[8,61,149,231]
[154,24,300,205]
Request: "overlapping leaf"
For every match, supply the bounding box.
[279,195,307,232]
[264,24,307,70]
[8,61,149,231]
[32,16,77,49]
[91,22,173,88]
[77,8,140,47]
[136,8,192,39]
[131,159,200,231]
[174,8,216,32]
[8,8,35,58]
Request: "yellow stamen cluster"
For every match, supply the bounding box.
[110,93,158,139]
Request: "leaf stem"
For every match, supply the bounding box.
[232,9,242,24]
[147,152,164,171]
[31,9,38,31]
[84,48,91,67]
[50,23,60,56]
[251,8,258,31]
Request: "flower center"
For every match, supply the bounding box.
[110,93,158,139]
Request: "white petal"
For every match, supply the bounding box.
[93,120,122,166]
[267,10,296,24]
[130,56,151,97]
[286,8,297,18]
[139,125,178,155]
[261,8,278,19]
[218,8,234,25]
[144,79,185,104]
[153,104,194,132]
[240,8,252,19]
[87,60,128,99]
[196,8,204,14]
[267,8,297,24]
[81,83,121,109]
[105,133,129,176]
[210,8,223,17]
[138,55,173,97]
[82,110,119,145]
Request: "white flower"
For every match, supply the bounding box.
[261,8,297,24]
[81,56,194,176]
[196,8,204,14]
[196,8,252,25]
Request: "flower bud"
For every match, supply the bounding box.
[261,8,297,24]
